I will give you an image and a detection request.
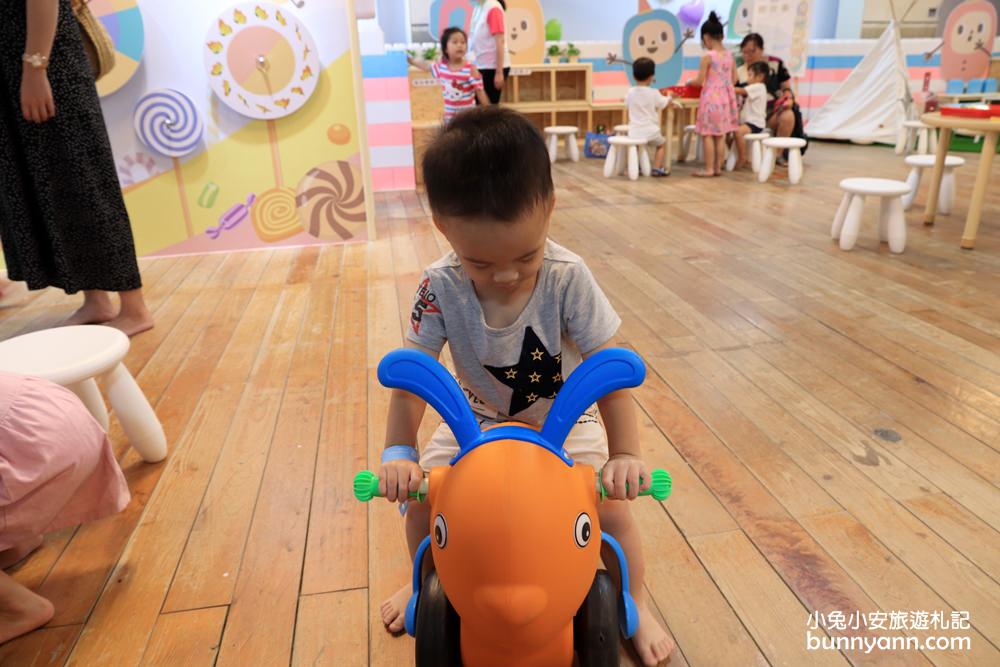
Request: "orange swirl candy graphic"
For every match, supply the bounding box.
[251,187,301,242]
[295,161,366,240]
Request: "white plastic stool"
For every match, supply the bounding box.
[745,132,770,173]
[613,124,630,136]
[832,178,911,253]
[544,126,580,163]
[897,120,937,155]
[605,136,651,180]
[0,325,167,462]
[759,137,807,184]
[902,154,965,214]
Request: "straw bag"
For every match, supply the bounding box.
[70,0,115,80]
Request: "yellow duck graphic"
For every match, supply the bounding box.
[256,104,271,113]
[218,19,232,36]
[274,98,290,109]
[206,41,223,54]
[255,5,268,20]
[237,94,249,107]
[300,65,313,80]
[276,10,287,26]
[290,86,304,95]
[223,80,231,96]
[210,63,223,76]
[303,45,311,59]
[233,9,247,24]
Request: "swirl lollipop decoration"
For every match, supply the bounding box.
[133,89,204,238]
[295,161,367,241]
[252,187,301,242]
[134,89,204,157]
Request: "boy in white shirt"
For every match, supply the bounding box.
[733,60,769,170]
[625,57,670,177]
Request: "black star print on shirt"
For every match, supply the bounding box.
[484,326,564,416]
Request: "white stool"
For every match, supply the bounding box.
[605,136,651,180]
[745,132,770,173]
[681,124,700,162]
[896,120,937,155]
[832,178,911,254]
[759,137,807,184]
[902,154,965,214]
[544,126,580,163]
[0,326,167,462]
[613,124,630,136]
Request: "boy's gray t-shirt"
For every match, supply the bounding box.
[407,240,621,426]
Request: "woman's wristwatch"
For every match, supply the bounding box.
[22,53,49,69]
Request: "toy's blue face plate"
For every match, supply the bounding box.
[622,10,683,86]
[728,0,754,40]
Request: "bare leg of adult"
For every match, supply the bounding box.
[777,109,795,138]
[63,290,116,326]
[106,288,154,337]
[0,571,54,644]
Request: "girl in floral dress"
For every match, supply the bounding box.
[689,12,739,177]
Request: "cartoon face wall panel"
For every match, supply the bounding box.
[622,9,683,86]
[728,0,755,40]
[505,0,545,65]
[941,0,997,81]
[429,0,474,41]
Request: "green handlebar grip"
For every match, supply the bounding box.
[353,471,426,502]
[598,468,672,501]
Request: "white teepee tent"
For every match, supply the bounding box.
[806,20,913,144]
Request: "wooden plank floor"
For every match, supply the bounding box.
[1,141,999,666]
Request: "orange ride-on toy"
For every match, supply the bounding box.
[354,348,672,667]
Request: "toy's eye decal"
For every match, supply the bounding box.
[661,31,668,42]
[434,514,448,548]
[574,512,592,548]
[638,35,645,46]
[958,24,964,35]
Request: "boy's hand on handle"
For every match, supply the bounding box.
[602,453,651,501]
[379,460,422,503]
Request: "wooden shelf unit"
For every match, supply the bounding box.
[409,62,629,183]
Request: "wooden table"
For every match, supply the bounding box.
[936,92,1000,104]
[921,112,999,249]
[664,98,699,173]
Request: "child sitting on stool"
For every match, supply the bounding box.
[733,61,770,170]
[626,57,671,177]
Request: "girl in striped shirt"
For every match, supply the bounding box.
[408,27,489,123]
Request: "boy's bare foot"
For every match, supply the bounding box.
[105,313,154,338]
[633,598,676,666]
[0,537,43,570]
[380,583,412,635]
[0,572,54,644]
[692,170,714,178]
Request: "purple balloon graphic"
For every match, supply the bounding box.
[678,0,704,26]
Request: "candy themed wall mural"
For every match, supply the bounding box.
[92,0,145,97]
[95,0,372,258]
[616,0,687,87]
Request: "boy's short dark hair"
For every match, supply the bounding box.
[423,106,553,223]
[632,57,655,82]
[748,61,770,80]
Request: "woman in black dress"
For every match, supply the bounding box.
[0,0,152,336]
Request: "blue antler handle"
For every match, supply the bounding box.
[540,349,645,448]
[378,349,482,449]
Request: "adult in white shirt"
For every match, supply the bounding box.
[469,0,511,103]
